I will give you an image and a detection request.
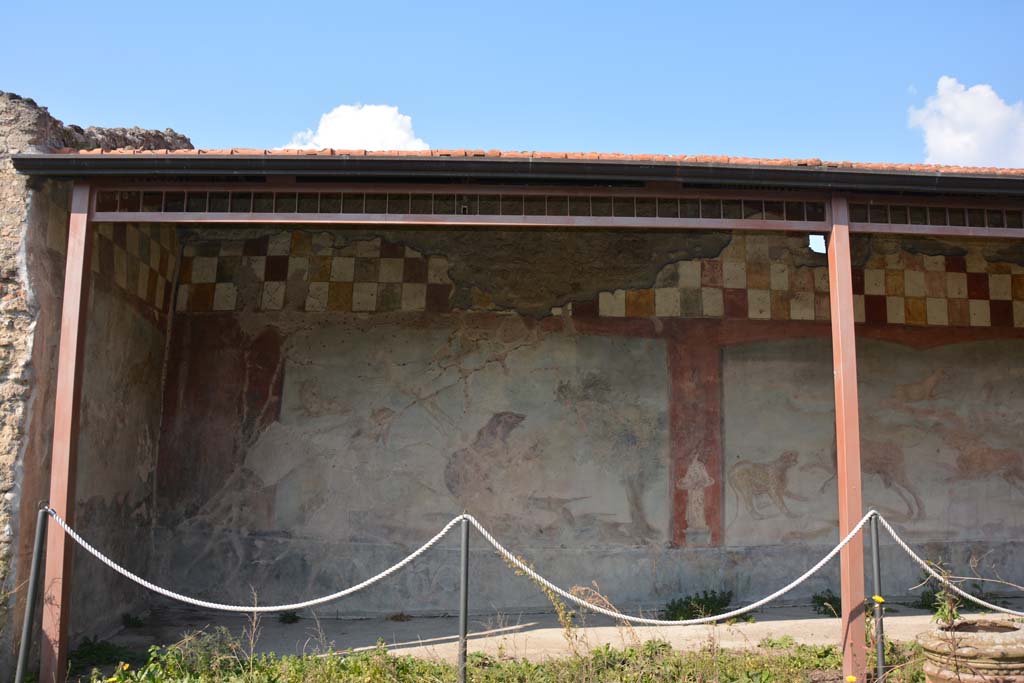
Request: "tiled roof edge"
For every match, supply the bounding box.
[39,148,1024,177]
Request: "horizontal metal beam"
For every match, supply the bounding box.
[847,221,1024,239]
[15,154,1024,198]
[88,210,1024,239]
[91,211,828,232]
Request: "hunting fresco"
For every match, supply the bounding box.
[723,338,1024,545]
[215,317,670,549]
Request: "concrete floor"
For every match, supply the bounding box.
[109,600,1024,663]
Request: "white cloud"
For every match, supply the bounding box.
[908,76,1024,167]
[281,104,429,151]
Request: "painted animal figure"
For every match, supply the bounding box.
[909,406,1024,494]
[812,432,926,520]
[942,426,1024,493]
[729,450,808,519]
[861,437,926,520]
[445,412,526,506]
[890,368,946,404]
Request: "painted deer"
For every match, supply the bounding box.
[810,431,925,520]
[917,407,1024,493]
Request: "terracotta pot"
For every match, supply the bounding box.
[916,619,1024,683]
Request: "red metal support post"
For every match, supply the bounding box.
[39,183,93,683]
[827,196,867,679]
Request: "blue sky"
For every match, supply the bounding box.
[5,1,1024,165]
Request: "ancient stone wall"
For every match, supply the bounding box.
[0,91,189,672]
[152,225,1024,617]
[0,98,57,667]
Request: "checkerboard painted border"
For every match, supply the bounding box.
[175,233,453,314]
[46,220,177,318]
[561,235,1024,328]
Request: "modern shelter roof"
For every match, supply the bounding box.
[13,149,1024,197]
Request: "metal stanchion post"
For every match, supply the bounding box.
[870,514,886,681]
[458,516,469,683]
[14,507,49,683]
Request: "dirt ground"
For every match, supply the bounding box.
[107,600,1024,663]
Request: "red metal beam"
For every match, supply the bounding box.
[40,184,93,683]
[827,197,867,679]
[89,208,1024,240]
[848,222,1024,239]
[90,211,827,232]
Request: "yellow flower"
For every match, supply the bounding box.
[123,663,130,670]
[846,676,858,682]
[872,595,885,604]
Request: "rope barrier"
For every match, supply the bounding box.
[874,514,1024,617]
[45,507,463,613]
[44,506,1024,622]
[464,511,874,626]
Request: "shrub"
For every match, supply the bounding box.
[121,613,145,629]
[69,638,146,676]
[811,589,841,616]
[759,635,795,650]
[663,590,733,620]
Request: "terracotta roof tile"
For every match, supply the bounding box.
[41,147,1024,177]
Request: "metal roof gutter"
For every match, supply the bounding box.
[13,153,1024,198]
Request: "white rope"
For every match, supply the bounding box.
[464,511,876,625]
[48,505,867,623]
[875,514,1024,617]
[47,506,1024,624]
[45,507,463,613]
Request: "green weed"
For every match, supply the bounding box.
[663,590,733,620]
[121,613,145,629]
[811,589,841,617]
[85,626,927,683]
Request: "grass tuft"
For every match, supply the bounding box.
[663,590,733,620]
[84,627,926,683]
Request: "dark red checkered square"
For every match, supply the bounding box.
[573,299,598,318]
[945,255,967,272]
[966,272,989,299]
[426,283,452,312]
[851,268,864,295]
[190,283,214,312]
[243,236,269,256]
[990,300,1014,327]
[723,288,747,318]
[864,295,887,324]
[403,258,428,282]
[380,241,405,258]
[265,255,289,281]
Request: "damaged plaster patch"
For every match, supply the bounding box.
[180,227,736,317]
[435,230,733,315]
[984,241,1024,267]
[899,237,969,258]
